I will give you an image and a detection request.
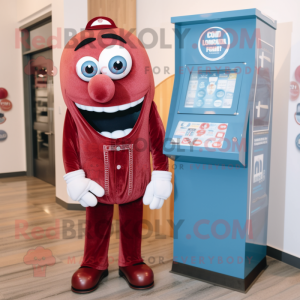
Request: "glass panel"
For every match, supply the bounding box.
[31,53,52,163]
[36,130,49,160]
[184,70,238,109]
[33,64,49,123]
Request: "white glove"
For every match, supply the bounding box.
[143,171,172,210]
[63,169,104,207]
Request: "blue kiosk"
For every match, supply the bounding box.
[164,9,276,291]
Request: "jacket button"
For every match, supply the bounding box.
[116,146,121,151]
[117,165,121,170]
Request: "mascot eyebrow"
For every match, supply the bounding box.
[74,38,96,51]
[75,34,127,51]
[101,34,127,44]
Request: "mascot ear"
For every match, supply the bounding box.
[85,17,117,30]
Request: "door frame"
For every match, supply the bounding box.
[20,13,52,177]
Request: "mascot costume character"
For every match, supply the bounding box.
[60,17,172,293]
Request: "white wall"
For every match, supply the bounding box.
[137,0,300,258]
[0,0,26,174]
[268,22,292,256]
[284,7,300,257]
[17,0,51,23]
[52,0,88,204]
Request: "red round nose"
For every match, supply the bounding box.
[88,74,115,103]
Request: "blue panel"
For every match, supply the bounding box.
[174,162,248,278]
[171,8,277,29]
[244,18,276,278]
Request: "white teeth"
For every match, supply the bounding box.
[132,98,144,107]
[93,106,104,112]
[98,129,133,139]
[100,132,112,138]
[75,97,144,113]
[112,130,125,139]
[104,106,119,113]
[119,103,131,111]
[124,128,132,135]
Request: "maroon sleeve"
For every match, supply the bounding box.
[63,110,81,173]
[149,101,169,171]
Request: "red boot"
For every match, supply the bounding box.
[119,262,154,289]
[71,266,108,294]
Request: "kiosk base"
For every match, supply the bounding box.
[170,257,267,293]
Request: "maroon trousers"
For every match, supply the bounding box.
[81,197,143,270]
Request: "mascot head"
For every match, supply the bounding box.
[60,17,154,139]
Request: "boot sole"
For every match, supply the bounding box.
[119,269,154,290]
[71,269,108,294]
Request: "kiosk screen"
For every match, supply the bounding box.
[184,70,238,109]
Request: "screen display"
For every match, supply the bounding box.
[171,121,228,149]
[184,70,238,109]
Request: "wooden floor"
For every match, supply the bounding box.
[1,176,300,300]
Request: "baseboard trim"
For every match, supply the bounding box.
[56,197,86,211]
[170,257,266,293]
[0,171,27,178]
[267,246,300,269]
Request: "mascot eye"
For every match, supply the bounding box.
[76,56,100,82]
[82,61,97,77]
[99,45,132,80]
[108,56,127,74]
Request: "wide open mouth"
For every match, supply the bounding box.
[75,97,144,139]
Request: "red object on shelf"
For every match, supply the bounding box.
[35,70,47,88]
[0,88,8,99]
[0,99,12,111]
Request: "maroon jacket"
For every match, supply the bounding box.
[63,101,168,204]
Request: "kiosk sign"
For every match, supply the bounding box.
[198,27,230,61]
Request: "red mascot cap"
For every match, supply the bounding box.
[85,17,117,30]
